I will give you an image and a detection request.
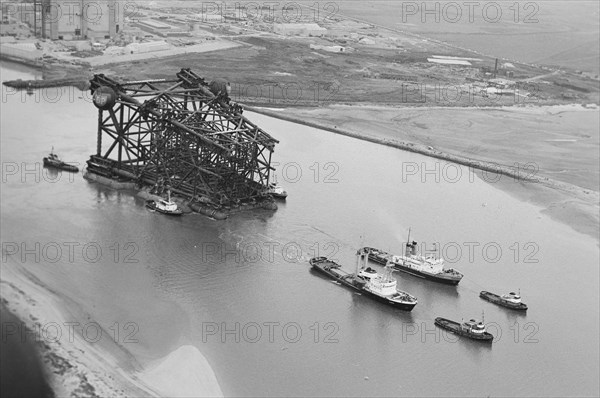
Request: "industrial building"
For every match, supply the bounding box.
[134,19,190,38]
[6,0,125,40]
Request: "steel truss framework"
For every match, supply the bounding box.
[88,69,278,205]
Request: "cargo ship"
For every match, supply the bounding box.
[434,317,494,342]
[362,230,463,285]
[480,291,528,311]
[309,249,417,312]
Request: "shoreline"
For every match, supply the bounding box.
[246,104,599,242]
[0,259,224,397]
[246,104,594,188]
[0,260,152,397]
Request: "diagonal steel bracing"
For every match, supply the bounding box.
[87,69,278,205]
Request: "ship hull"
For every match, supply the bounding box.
[43,158,79,173]
[361,287,417,311]
[434,317,494,341]
[269,192,287,199]
[310,257,416,312]
[365,248,462,285]
[480,291,528,310]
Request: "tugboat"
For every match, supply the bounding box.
[363,229,463,285]
[480,290,528,311]
[266,182,287,199]
[434,315,494,342]
[145,190,183,216]
[309,249,418,311]
[43,148,79,173]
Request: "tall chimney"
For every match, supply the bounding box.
[494,58,498,78]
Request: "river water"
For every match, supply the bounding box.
[1,61,598,397]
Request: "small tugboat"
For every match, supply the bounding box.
[309,249,418,311]
[363,229,463,285]
[145,190,183,216]
[480,290,528,311]
[266,182,287,199]
[43,148,79,172]
[434,315,494,342]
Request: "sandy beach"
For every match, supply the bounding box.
[1,259,223,397]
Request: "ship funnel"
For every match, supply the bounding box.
[406,241,418,256]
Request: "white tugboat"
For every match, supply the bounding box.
[266,182,287,199]
[146,190,183,216]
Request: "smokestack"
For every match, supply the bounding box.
[494,58,498,78]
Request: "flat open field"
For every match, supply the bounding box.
[96,35,598,107]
